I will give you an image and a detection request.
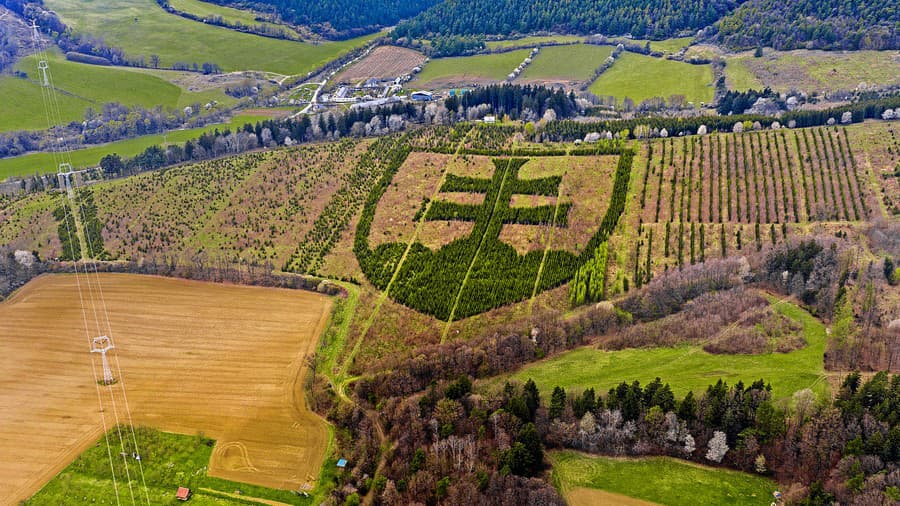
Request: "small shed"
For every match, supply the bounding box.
[176,487,192,501]
[336,458,348,469]
[483,115,497,124]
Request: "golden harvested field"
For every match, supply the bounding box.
[334,45,426,84]
[0,273,331,503]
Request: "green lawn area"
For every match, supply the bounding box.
[551,451,777,506]
[609,36,694,54]
[168,0,298,39]
[724,57,766,91]
[504,298,828,401]
[520,44,612,81]
[485,35,584,50]
[589,52,714,106]
[0,113,268,180]
[26,427,334,505]
[44,0,378,74]
[416,49,530,88]
[169,0,263,27]
[0,50,236,132]
[725,49,900,93]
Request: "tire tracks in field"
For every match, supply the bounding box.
[336,130,473,379]
[441,158,514,343]
[529,151,570,308]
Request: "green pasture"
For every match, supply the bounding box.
[503,299,828,401]
[26,427,335,505]
[0,50,236,132]
[485,35,584,50]
[44,0,379,74]
[416,49,530,87]
[520,44,613,81]
[589,52,714,106]
[551,451,777,506]
[0,113,268,180]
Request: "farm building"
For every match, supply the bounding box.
[175,487,191,501]
[411,91,433,101]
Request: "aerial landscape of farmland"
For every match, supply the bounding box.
[0,0,898,504]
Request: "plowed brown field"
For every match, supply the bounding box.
[0,273,331,503]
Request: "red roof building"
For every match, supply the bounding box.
[176,487,191,501]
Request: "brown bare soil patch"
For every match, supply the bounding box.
[369,151,446,248]
[334,46,426,85]
[566,487,659,506]
[438,191,486,206]
[510,194,557,207]
[499,223,551,254]
[419,220,475,249]
[0,273,331,502]
[553,156,618,252]
[449,155,498,178]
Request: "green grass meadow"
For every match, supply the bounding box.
[26,427,335,505]
[609,36,694,54]
[416,49,530,87]
[551,451,777,506]
[0,113,269,180]
[520,44,613,81]
[590,52,714,106]
[485,35,584,50]
[0,50,236,132]
[44,0,378,74]
[504,299,828,401]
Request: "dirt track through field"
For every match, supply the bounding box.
[0,273,331,503]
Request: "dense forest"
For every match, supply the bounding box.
[394,0,746,40]
[206,0,440,38]
[715,0,900,50]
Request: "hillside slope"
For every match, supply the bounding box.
[716,0,900,50]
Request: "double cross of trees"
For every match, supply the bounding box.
[424,158,570,236]
[355,145,635,321]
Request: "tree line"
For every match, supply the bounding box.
[207,0,440,39]
[394,0,745,40]
[446,84,579,122]
[713,0,900,50]
[542,95,900,141]
[326,243,899,504]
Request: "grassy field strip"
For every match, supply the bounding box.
[198,487,295,505]
[0,113,269,180]
[589,52,714,106]
[551,451,777,506]
[441,159,514,342]
[336,134,473,379]
[529,156,569,307]
[862,149,890,219]
[505,295,828,400]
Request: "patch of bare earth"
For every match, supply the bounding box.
[334,46,426,85]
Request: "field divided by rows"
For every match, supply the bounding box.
[623,126,870,284]
[85,140,368,267]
